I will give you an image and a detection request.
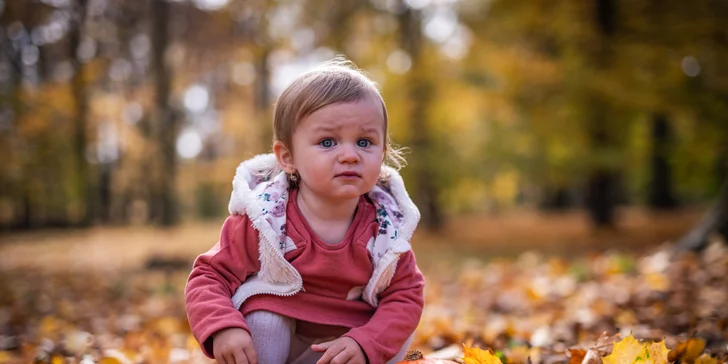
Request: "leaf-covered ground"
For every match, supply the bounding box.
[1,213,726,363]
[413,242,728,363]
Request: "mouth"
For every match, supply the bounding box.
[335,172,361,178]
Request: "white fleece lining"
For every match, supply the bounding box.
[229,156,302,307]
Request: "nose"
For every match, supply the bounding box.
[338,143,360,164]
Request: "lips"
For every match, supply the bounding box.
[335,172,361,178]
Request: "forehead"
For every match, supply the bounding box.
[299,98,385,133]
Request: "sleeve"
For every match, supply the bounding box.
[184,214,262,358]
[343,250,425,363]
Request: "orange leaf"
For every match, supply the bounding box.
[568,349,586,364]
[668,338,706,363]
[461,344,503,364]
[695,353,718,364]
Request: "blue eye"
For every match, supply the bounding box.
[357,139,371,148]
[320,139,335,148]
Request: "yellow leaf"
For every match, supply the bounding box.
[102,349,134,364]
[461,344,503,364]
[645,273,669,291]
[151,316,182,336]
[38,316,67,340]
[603,334,643,364]
[99,357,123,364]
[643,340,670,364]
[695,353,718,364]
[603,335,670,364]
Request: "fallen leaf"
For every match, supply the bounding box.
[695,353,718,364]
[461,344,503,364]
[568,348,586,364]
[602,334,669,364]
[603,334,643,364]
[668,338,706,362]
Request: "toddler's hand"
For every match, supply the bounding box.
[312,336,366,364]
[212,327,258,364]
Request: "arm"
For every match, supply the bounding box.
[343,251,425,363]
[185,214,262,358]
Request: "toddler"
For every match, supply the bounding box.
[185,57,424,364]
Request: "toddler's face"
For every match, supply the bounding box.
[290,98,385,202]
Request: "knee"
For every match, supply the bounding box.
[244,310,295,335]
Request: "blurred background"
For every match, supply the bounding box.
[0,0,727,240]
[1,0,728,362]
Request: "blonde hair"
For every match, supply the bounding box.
[273,56,406,171]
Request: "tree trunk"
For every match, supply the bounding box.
[151,0,178,226]
[648,113,676,209]
[586,168,616,226]
[398,4,443,230]
[2,0,32,229]
[676,178,728,251]
[541,185,573,211]
[585,0,618,228]
[69,0,92,225]
[254,47,272,151]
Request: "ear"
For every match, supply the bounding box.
[273,141,296,174]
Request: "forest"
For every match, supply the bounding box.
[1,0,727,362]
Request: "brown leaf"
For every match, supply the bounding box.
[568,348,587,364]
[668,338,706,362]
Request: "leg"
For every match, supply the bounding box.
[288,334,332,364]
[244,310,295,364]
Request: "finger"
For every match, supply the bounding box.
[316,345,346,364]
[243,345,258,364]
[216,353,227,364]
[330,349,353,364]
[233,349,249,364]
[311,340,335,353]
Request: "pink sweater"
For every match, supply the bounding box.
[185,190,425,363]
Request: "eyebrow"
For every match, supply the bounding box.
[311,125,382,134]
[360,126,382,134]
[312,125,338,133]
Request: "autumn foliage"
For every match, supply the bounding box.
[1,240,728,363]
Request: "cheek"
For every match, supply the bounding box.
[297,156,327,178]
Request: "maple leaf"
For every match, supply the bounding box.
[603,334,670,364]
[603,334,643,364]
[461,344,503,364]
[645,341,670,363]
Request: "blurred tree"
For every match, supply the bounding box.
[1,0,726,233]
[584,0,619,228]
[250,1,274,151]
[648,113,676,208]
[397,1,443,230]
[150,0,179,226]
[69,0,92,225]
[0,0,48,229]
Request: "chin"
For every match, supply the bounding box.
[331,188,365,200]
